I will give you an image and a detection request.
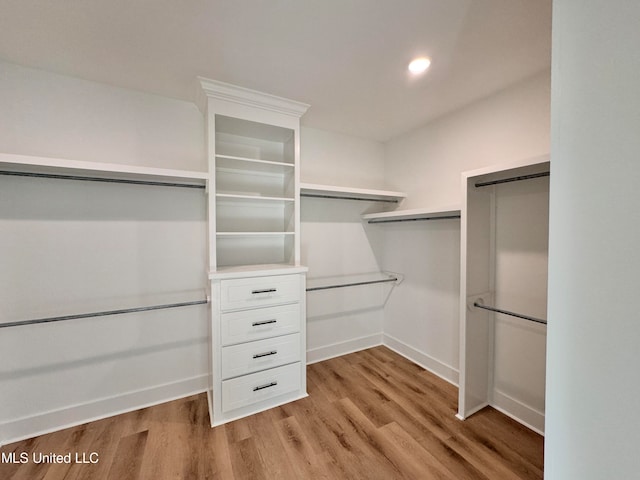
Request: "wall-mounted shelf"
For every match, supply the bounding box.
[362,205,461,224]
[0,152,209,188]
[306,272,401,292]
[300,183,406,203]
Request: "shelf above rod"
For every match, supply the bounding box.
[306,273,399,292]
[0,298,209,329]
[473,302,547,325]
[474,171,550,188]
[301,193,399,203]
[0,171,207,189]
[299,183,406,203]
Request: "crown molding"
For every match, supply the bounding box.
[197,77,310,118]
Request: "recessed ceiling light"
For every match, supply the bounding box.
[408,57,431,75]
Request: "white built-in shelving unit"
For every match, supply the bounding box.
[199,78,310,427]
[209,111,303,270]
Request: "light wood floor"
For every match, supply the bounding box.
[0,346,543,479]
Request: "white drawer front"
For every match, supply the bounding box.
[221,303,300,345]
[220,274,301,311]
[222,362,301,413]
[221,333,301,379]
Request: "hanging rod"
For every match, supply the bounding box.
[306,275,398,292]
[0,298,209,329]
[474,171,550,188]
[300,193,399,203]
[367,215,461,224]
[473,302,547,325]
[0,171,207,189]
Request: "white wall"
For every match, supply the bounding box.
[300,128,388,362]
[493,177,548,431]
[546,1,640,477]
[0,61,205,171]
[382,72,550,384]
[384,71,551,209]
[0,61,208,445]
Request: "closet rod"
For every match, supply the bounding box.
[0,171,207,189]
[474,171,550,188]
[306,276,398,292]
[300,193,399,203]
[473,302,547,325]
[0,299,209,329]
[367,215,461,224]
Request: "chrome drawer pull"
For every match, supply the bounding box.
[253,350,278,359]
[251,288,277,294]
[253,381,278,391]
[252,319,277,327]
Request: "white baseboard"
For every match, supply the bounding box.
[0,374,209,447]
[306,333,383,364]
[492,389,545,436]
[382,333,459,386]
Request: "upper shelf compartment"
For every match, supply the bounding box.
[299,183,407,203]
[0,152,209,188]
[362,205,461,224]
[215,115,295,165]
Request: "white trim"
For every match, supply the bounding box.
[0,374,208,447]
[461,154,550,180]
[306,334,383,364]
[458,401,490,420]
[382,333,459,386]
[198,77,309,118]
[491,389,545,436]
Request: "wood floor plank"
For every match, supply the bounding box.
[273,415,331,480]
[244,409,299,479]
[228,437,269,480]
[0,347,544,480]
[335,398,453,480]
[105,430,148,480]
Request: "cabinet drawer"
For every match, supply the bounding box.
[220,274,301,311]
[221,362,301,413]
[221,303,300,345]
[221,333,301,379]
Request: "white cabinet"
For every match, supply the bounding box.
[199,79,309,426]
[209,268,307,425]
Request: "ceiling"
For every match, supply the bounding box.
[0,0,551,142]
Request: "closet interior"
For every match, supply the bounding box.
[0,73,548,450]
[458,156,550,433]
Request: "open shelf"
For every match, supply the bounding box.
[215,154,294,172]
[363,205,461,224]
[216,193,295,203]
[300,183,406,203]
[0,152,209,187]
[209,264,308,280]
[216,232,295,236]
